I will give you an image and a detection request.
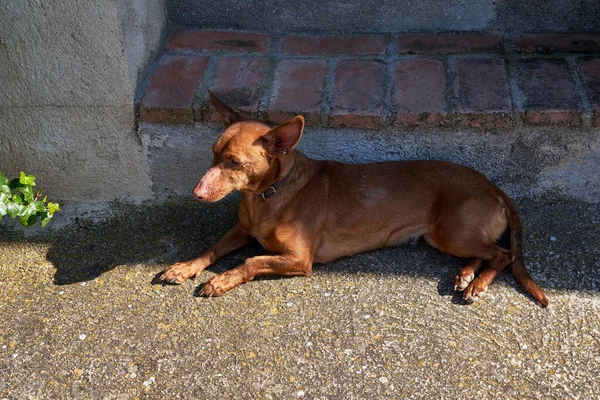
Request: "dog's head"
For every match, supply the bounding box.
[193,92,304,202]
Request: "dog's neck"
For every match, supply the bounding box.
[257,156,298,200]
[243,152,307,201]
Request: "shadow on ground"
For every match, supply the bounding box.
[1,194,599,298]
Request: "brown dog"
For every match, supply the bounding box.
[159,92,548,307]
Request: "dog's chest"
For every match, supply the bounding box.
[247,220,283,253]
[240,207,280,252]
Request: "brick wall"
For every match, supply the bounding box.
[140,31,600,129]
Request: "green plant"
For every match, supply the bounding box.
[0,171,60,227]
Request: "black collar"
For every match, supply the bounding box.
[258,158,297,200]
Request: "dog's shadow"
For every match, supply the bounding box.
[3,195,597,300]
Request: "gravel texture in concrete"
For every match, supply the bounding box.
[167,0,600,34]
[1,195,599,398]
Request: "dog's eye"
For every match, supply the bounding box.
[228,159,243,168]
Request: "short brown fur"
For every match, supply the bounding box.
[160,92,548,307]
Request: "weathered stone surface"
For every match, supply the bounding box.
[1,107,151,201]
[1,194,599,399]
[0,0,163,202]
[167,0,600,33]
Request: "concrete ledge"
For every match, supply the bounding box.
[139,31,600,129]
[141,123,600,203]
[167,0,600,34]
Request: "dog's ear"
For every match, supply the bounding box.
[209,90,242,127]
[262,116,304,156]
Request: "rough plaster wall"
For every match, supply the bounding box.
[116,0,167,97]
[0,2,133,108]
[0,1,165,202]
[142,123,600,203]
[0,107,148,201]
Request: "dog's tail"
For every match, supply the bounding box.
[498,191,548,307]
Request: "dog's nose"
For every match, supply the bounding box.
[193,167,220,201]
[193,186,207,201]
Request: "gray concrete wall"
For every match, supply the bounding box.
[167,0,600,34]
[142,123,600,203]
[0,0,166,202]
[116,0,168,97]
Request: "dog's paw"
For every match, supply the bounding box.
[198,272,241,297]
[463,281,488,303]
[198,276,228,297]
[454,272,475,291]
[159,261,198,284]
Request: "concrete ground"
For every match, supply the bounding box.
[1,194,599,399]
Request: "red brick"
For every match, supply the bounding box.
[394,113,447,127]
[331,60,385,129]
[203,57,269,123]
[524,111,581,126]
[517,59,581,126]
[165,30,270,54]
[267,60,327,125]
[453,58,514,128]
[397,34,502,54]
[140,54,208,124]
[393,59,447,127]
[514,34,600,54]
[281,35,386,56]
[578,58,600,126]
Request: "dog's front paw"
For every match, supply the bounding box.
[159,261,198,284]
[198,280,225,297]
[198,272,241,297]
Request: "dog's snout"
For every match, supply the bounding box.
[193,167,221,201]
[193,182,210,201]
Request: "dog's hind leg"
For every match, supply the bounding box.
[428,194,512,302]
[461,245,512,302]
[454,259,483,291]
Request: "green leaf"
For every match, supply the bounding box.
[31,200,46,212]
[47,202,61,215]
[19,171,36,186]
[24,201,45,216]
[41,214,53,227]
[0,184,10,197]
[8,178,22,190]
[18,204,32,217]
[0,172,56,228]
[19,214,38,227]
[18,185,34,203]
[6,202,21,218]
[11,194,24,205]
